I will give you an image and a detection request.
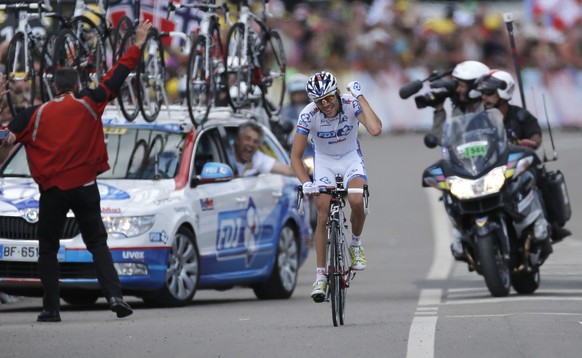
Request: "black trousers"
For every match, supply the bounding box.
[37,183,122,310]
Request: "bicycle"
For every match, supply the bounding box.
[43,0,117,100]
[1,0,53,116]
[224,0,286,118]
[297,175,369,327]
[167,0,230,125]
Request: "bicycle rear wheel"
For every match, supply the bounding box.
[137,29,165,122]
[224,23,253,112]
[116,29,139,121]
[5,32,36,117]
[260,29,286,117]
[39,32,57,101]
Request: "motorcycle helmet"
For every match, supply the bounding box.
[306,71,338,100]
[287,73,309,94]
[476,70,515,101]
[452,61,490,100]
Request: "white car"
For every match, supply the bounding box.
[0,107,312,307]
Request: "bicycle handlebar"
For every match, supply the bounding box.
[0,1,53,13]
[296,184,370,216]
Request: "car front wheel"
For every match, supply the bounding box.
[253,224,299,299]
[142,226,200,307]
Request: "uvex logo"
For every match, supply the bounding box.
[122,251,145,260]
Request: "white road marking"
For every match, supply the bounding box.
[406,190,453,358]
[446,312,582,319]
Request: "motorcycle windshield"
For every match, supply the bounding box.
[442,109,507,176]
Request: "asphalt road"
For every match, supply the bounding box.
[1,129,581,358]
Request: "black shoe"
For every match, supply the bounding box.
[37,310,61,322]
[109,297,133,318]
[552,227,571,243]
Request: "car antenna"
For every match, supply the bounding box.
[542,93,558,162]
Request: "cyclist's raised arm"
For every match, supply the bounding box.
[346,81,382,137]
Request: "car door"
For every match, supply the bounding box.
[191,127,248,276]
[223,124,287,271]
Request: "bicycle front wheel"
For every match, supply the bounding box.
[328,221,344,327]
[224,23,252,112]
[186,35,211,125]
[5,32,36,117]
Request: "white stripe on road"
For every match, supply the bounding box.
[406,190,453,358]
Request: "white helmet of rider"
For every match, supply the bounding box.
[287,73,309,93]
[452,60,490,82]
[476,70,515,101]
[306,71,338,100]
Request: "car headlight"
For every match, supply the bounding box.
[103,215,155,238]
[447,166,506,200]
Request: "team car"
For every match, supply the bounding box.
[0,106,312,307]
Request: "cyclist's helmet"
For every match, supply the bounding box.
[476,70,515,101]
[306,71,338,101]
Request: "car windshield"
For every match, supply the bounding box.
[1,127,187,180]
[441,109,507,176]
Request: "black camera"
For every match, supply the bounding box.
[398,70,455,109]
[414,79,456,109]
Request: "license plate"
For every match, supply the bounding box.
[0,243,39,262]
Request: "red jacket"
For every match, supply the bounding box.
[9,45,141,191]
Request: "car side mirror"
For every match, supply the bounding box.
[423,133,440,149]
[191,162,234,187]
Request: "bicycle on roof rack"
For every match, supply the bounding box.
[297,175,370,327]
[224,0,286,119]
[167,0,230,126]
[1,0,53,116]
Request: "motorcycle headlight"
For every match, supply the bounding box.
[447,166,507,199]
[103,215,155,238]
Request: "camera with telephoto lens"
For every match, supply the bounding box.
[413,79,456,109]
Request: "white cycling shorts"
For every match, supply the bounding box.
[313,150,367,188]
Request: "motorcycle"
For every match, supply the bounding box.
[422,109,556,297]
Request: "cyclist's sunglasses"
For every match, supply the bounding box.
[314,91,336,106]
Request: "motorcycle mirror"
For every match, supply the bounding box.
[423,133,440,149]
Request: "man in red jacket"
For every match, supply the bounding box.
[0,20,153,322]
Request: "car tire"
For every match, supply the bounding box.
[142,226,200,307]
[253,224,299,299]
[61,290,100,306]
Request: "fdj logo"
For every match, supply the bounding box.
[215,199,260,266]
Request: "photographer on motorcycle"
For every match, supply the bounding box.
[430,60,490,143]
[476,70,571,243]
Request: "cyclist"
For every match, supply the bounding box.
[290,71,382,302]
[476,69,571,243]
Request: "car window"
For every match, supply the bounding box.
[193,128,225,175]
[224,125,288,166]
[103,127,186,179]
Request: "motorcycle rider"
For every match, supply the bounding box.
[429,60,490,259]
[430,60,490,142]
[290,71,382,302]
[476,69,571,243]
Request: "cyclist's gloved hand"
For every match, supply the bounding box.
[346,81,363,99]
[302,182,319,196]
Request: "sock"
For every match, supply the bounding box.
[351,234,361,246]
[316,267,326,282]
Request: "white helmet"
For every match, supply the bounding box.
[306,71,337,100]
[476,70,515,100]
[452,61,490,82]
[286,73,309,93]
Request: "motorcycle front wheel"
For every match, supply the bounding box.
[477,235,511,297]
